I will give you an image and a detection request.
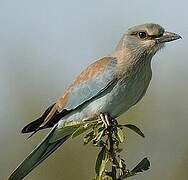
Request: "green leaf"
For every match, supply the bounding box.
[119,158,150,179]
[131,158,150,174]
[93,140,105,147]
[84,131,95,145]
[94,127,105,142]
[94,124,104,136]
[64,120,84,127]
[71,124,92,138]
[115,127,125,143]
[115,148,123,153]
[102,175,113,180]
[119,158,126,176]
[49,125,80,143]
[120,124,145,138]
[119,158,126,170]
[95,147,108,177]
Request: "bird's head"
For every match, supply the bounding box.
[116,23,181,57]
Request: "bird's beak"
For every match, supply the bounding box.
[156,31,182,43]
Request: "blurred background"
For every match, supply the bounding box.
[0,0,187,179]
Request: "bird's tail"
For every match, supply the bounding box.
[8,125,69,180]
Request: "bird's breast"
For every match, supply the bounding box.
[104,61,152,117]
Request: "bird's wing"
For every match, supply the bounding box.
[22,56,118,133]
[10,57,119,179]
[57,56,118,111]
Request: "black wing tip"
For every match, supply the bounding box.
[21,118,43,134]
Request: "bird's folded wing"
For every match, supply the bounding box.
[22,56,119,132]
[41,57,118,126]
[57,56,118,111]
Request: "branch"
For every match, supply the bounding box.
[108,119,118,180]
[68,114,150,179]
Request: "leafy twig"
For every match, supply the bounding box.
[68,114,150,179]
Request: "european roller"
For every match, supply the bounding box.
[9,23,181,180]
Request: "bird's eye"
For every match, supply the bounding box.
[138,32,147,39]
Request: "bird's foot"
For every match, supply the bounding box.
[99,113,109,128]
[99,113,116,129]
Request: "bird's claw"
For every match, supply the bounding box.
[99,113,112,128]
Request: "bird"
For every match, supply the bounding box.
[9,23,181,180]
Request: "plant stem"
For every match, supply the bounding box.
[108,119,117,180]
